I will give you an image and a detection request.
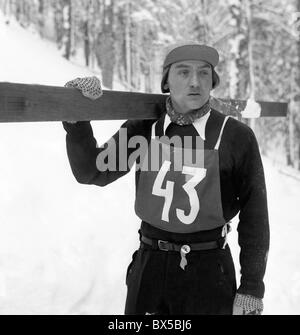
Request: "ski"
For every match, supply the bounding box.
[0,82,287,123]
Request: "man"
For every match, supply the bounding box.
[63,43,269,315]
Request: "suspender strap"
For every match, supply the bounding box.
[214,116,230,150]
[151,121,158,139]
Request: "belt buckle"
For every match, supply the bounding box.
[158,240,169,251]
[180,244,191,254]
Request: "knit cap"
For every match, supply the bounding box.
[161,43,219,93]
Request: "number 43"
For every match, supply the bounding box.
[152,160,207,225]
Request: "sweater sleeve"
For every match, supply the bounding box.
[62,120,151,186]
[234,126,270,299]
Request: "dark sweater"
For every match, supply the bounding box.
[63,109,269,299]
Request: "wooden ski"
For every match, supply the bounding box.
[0,82,287,123]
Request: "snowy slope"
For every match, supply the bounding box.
[0,12,300,315]
[0,13,137,315]
[228,158,300,315]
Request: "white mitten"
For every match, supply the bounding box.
[233,293,263,315]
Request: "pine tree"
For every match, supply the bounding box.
[248,0,299,167]
[290,0,300,168]
[95,0,115,89]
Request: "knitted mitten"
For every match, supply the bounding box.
[64,76,103,100]
[233,293,264,315]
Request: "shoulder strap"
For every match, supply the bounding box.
[151,120,158,139]
[214,116,230,150]
[151,114,167,138]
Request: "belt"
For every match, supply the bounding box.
[140,235,223,252]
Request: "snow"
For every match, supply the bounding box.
[0,12,135,315]
[157,31,175,45]
[259,159,300,314]
[241,98,262,118]
[131,9,157,24]
[226,0,241,6]
[0,11,300,315]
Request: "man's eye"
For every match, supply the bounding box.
[179,70,189,76]
[200,71,209,75]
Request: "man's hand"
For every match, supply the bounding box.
[232,293,263,315]
[64,76,103,124]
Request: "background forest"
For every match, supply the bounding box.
[1,0,300,170]
[0,0,300,169]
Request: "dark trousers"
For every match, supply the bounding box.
[125,243,237,315]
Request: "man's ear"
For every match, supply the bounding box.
[164,83,169,90]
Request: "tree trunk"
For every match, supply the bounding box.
[200,0,208,43]
[287,105,295,166]
[295,0,300,170]
[228,1,244,101]
[83,20,90,67]
[63,0,72,60]
[125,0,131,90]
[38,0,44,37]
[2,0,12,20]
[54,1,63,49]
[96,0,115,89]
[245,0,256,132]
[287,0,300,168]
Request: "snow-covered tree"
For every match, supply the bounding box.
[0,0,299,168]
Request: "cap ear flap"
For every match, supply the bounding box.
[161,67,170,93]
[212,68,220,89]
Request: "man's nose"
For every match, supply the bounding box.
[189,71,200,87]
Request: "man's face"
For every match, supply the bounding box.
[167,60,213,114]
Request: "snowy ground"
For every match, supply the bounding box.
[0,12,300,315]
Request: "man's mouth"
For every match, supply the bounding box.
[188,93,200,96]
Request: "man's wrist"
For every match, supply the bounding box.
[62,121,93,138]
